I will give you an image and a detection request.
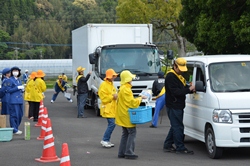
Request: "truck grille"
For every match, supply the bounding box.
[117,85,147,96]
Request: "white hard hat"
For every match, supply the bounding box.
[25,69,29,72]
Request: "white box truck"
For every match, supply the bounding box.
[72,24,163,116]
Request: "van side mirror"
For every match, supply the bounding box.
[167,50,174,60]
[195,81,205,92]
[89,53,96,64]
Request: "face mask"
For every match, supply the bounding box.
[12,71,18,77]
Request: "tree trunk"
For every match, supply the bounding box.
[176,34,186,57]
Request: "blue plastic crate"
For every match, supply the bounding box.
[0,128,14,142]
[128,106,152,124]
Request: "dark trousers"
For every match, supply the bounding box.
[118,127,137,156]
[163,107,186,151]
[30,102,40,121]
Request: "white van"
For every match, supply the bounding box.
[182,55,250,159]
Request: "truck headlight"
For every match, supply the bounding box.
[213,109,232,123]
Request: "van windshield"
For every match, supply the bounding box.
[99,47,161,76]
[209,61,250,92]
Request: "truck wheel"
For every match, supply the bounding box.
[205,127,223,159]
[94,97,100,117]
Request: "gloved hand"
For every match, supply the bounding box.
[18,85,24,90]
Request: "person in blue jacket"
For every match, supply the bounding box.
[5,66,24,135]
[1,68,11,115]
[51,75,73,103]
[22,69,29,84]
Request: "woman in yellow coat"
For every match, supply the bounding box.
[99,69,118,148]
[29,70,46,122]
[24,71,37,119]
[115,70,147,160]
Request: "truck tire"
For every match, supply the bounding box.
[94,97,100,117]
[205,127,223,159]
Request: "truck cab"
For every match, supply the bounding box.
[89,44,162,116]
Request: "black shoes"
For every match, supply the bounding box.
[124,155,138,159]
[176,149,194,155]
[118,155,125,158]
[149,124,157,128]
[163,146,176,153]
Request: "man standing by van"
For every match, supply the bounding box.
[163,58,195,155]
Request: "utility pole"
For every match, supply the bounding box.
[13,47,20,60]
[40,50,43,59]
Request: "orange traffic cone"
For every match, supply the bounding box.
[37,107,48,140]
[60,143,71,166]
[35,118,60,163]
[35,101,44,127]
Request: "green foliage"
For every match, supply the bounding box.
[180,0,250,54]
[0,30,10,56]
[0,0,119,59]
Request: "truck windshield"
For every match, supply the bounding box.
[99,47,161,76]
[209,61,250,92]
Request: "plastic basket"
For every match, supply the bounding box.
[0,128,14,142]
[128,106,152,124]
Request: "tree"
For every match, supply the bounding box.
[72,0,97,10]
[116,0,187,56]
[0,30,10,59]
[180,0,250,54]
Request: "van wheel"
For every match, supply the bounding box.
[205,127,223,159]
[94,97,100,117]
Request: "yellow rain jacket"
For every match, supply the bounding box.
[30,78,46,102]
[98,80,117,118]
[115,83,142,128]
[24,78,36,101]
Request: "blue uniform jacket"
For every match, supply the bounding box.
[5,77,23,104]
[54,80,67,93]
[1,78,11,102]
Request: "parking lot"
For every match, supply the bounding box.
[0,90,250,166]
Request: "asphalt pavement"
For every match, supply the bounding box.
[0,90,250,166]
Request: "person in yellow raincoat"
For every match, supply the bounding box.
[29,70,46,122]
[115,70,147,160]
[24,71,37,119]
[99,69,118,148]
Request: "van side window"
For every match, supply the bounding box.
[182,66,194,85]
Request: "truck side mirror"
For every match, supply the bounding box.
[167,50,174,60]
[89,53,96,64]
